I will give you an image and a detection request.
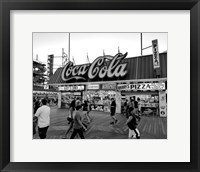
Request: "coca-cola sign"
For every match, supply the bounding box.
[61,53,128,82]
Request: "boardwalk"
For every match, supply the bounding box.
[33,107,167,139]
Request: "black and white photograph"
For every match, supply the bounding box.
[33,32,167,139]
[2,0,199,169]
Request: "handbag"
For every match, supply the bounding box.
[67,117,73,123]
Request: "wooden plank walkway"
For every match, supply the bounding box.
[33,108,167,139]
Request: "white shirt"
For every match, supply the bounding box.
[35,105,50,128]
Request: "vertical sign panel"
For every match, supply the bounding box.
[47,54,54,79]
[152,39,160,69]
[159,91,167,117]
[58,92,62,108]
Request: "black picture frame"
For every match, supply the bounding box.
[0,0,199,171]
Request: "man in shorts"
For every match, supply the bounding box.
[82,100,92,123]
[34,99,50,139]
[70,100,87,139]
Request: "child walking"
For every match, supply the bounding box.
[126,107,141,139]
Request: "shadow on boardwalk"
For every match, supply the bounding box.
[33,108,167,139]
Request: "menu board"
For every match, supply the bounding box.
[102,84,116,90]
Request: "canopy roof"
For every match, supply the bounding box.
[48,52,167,85]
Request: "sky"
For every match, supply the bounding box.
[33,32,167,72]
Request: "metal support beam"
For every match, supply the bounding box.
[141,33,142,56]
[142,45,152,50]
[48,78,167,86]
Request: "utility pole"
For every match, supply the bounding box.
[141,33,143,56]
[62,48,64,66]
[103,49,105,56]
[68,33,70,62]
[140,33,152,55]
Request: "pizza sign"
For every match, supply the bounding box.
[152,39,160,69]
[117,82,165,91]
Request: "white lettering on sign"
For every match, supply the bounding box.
[58,85,84,91]
[61,53,128,82]
[117,82,165,91]
[58,86,65,91]
[61,62,89,82]
[117,84,130,90]
[87,84,99,90]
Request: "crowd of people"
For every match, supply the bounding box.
[61,98,91,139]
[33,96,142,139]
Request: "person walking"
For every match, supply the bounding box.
[133,97,138,113]
[67,97,76,122]
[126,97,134,118]
[34,97,41,114]
[135,97,141,116]
[126,107,141,139]
[123,99,128,116]
[110,98,118,125]
[62,98,77,139]
[70,100,87,139]
[129,97,135,109]
[34,99,50,139]
[82,100,92,123]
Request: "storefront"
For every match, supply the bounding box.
[33,90,58,106]
[48,52,167,117]
[58,85,85,108]
[117,82,167,117]
[82,83,117,112]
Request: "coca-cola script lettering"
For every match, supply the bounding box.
[61,53,128,82]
